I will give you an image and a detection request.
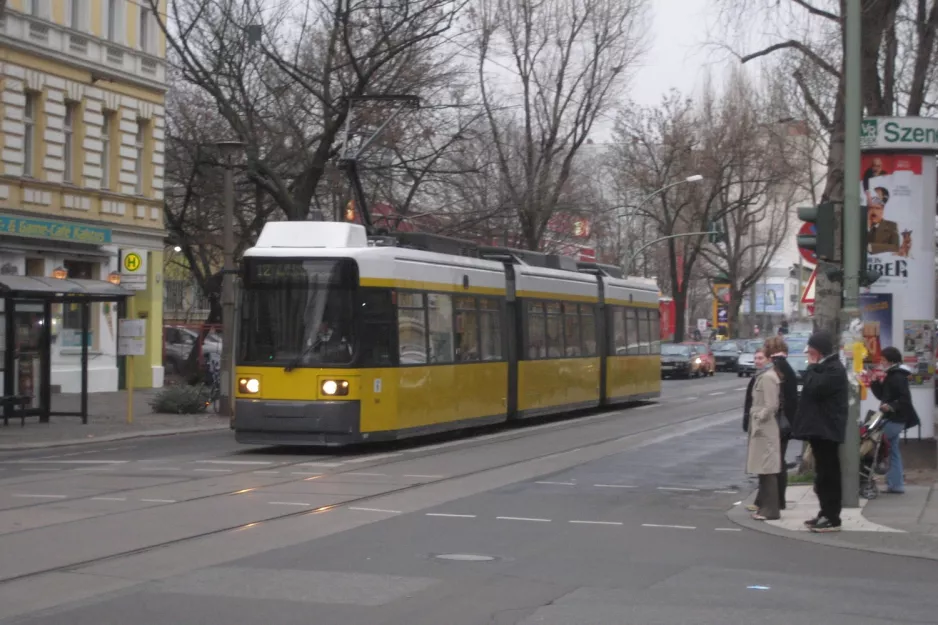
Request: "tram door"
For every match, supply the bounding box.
[12,301,45,409]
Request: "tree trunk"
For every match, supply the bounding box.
[673,288,687,343]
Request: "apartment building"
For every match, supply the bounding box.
[0,0,167,392]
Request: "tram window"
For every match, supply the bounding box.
[581,305,597,356]
[545,302,563,358]
[649,309,661,354]
[398,292,427,365]
[361,290,395,366]
[626,308,640,355]
[480,300,502,361]
[637,309,650,354]
[563,302,581,357]
[455,296,479,362]
[527,301,546,359]
[612,307,626,355]
[428,293,455,364]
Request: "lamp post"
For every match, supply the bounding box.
[215,140,244,417]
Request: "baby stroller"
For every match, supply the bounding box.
[859,410,890,500]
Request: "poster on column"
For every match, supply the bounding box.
[859,154,927,287]
[858,293,892,366]
[902,320,934,385]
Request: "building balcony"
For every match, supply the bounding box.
[0,11,166,92]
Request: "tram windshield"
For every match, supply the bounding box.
[239,258,357,367]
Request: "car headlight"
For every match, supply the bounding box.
[321,380,350,396]
[695,358,701,364]
[238,377,260,394]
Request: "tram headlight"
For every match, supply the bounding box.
[321,379,350,396]
[238,377,261,395]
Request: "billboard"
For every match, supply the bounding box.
[740,283,786,315]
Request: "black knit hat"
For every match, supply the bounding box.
[807,330,834,356]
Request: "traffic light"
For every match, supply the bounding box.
[797,202,836,261]
[707,220,725,243]
[857,205,881,287]
[344,200,356,222]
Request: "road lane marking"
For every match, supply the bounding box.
[290,471,323,476]
[657,487,700,492]
[253,470,281,475]
[709,392,725,396]
[535,481,576,486]
[714,490,739,494]
[193,468,232,473]
[12,494,67,499]
[427,513,476,518]
[497,516,551,523]
[140,498,176,503]
[569,520,623,526]
[298,462,343,468]
[715,528,742,532]
[735,387,747,391]
[346,453,403,463]
[147,467,183,471]
[345,472,387,477]
[91,497,127,501]
[677,396,698,402]
[595,484,637,489]
[12,459,128,464]
[636,404,655,410]
[404,474,446,479]
[349,507,401,514]
[196,460,273,465]
[21,468,61,472]
[642,523,696,530]
[269,501,311,507]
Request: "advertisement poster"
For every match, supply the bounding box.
[712,283,730,331]
[859,293,892,365]
[859,154,923,287]
[740,283,785,314]
[902,320,934,385]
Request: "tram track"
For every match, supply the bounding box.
[0,398,741,587]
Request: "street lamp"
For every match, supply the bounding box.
[215,140,245,418]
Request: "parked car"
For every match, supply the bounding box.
[736,339,764,377]
[163,325,222,376]
[661,343,705,379]
[680,341,716,376]
[711,340,741,372]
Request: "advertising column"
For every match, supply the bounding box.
[858,117,938,439]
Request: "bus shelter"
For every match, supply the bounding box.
[0,275,132,424]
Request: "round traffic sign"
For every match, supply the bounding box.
[123,252,142,272]
[797,222,817,265]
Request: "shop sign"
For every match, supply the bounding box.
[0,214,111,244]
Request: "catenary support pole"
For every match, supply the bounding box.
[220,161,235,417]
[840,0,861,508]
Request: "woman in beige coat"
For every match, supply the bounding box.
[747,336,786,521]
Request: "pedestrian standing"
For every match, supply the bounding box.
[746,342,783,521]
[792,330,848,533]
[742,348,766,434]
[768,338,798,510]
[869,346,921,494]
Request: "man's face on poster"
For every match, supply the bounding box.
[869,188,887,225]
[871,158,885,176]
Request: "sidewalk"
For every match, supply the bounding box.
[729,482,938,560]
[0,389,229,451]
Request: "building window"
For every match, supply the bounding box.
[69,0,82,28]
[101,112,112,188]
[23,92,36,177]
[140,6,151,52]
[478,298,502,361]
[27,0,41,16]
[427,293,454,364]
[64,102,76,183]
[134,120,145,195]
[398,292,427,364]
[107,0,118,41]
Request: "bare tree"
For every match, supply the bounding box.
[695,74,803,338]
[152,0,470,221]
[471,0,649,250]
[715,0,938,333]
[611,92,708,341]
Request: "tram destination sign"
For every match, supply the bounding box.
[0,214,111,244]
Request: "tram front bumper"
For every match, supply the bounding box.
[233,399,361,446]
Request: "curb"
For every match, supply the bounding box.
[726,493,938,562]
[0,423,229,451]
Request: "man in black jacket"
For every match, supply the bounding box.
[792,330,848,532]
[770,342,798,509]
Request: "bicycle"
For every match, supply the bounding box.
[203,354,222,414]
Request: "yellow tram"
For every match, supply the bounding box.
[232,222,660,446]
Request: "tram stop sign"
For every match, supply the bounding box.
[797,223,817,265]
[120,249,148,290]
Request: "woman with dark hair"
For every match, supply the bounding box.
[870,347,921,494]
